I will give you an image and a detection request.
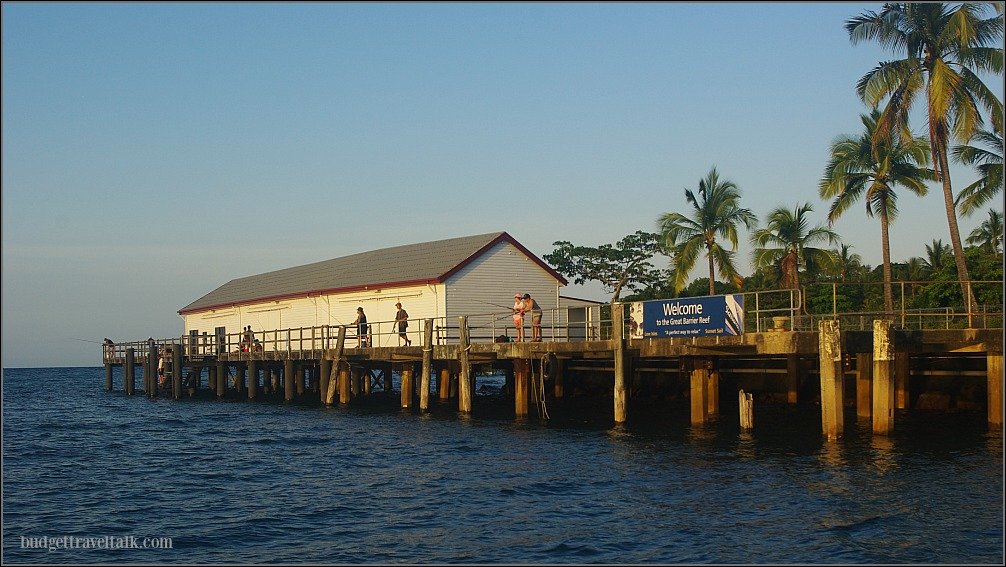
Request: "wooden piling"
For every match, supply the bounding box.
[284,358,295,401]
[818,320,844,441]
[689,360,708,426]
[147,343,157,397]
[338,362,351,405]
[399,363,413,408]
[324,326,347,406]
[612,303,628,424]
[706,359,719,416]
[458,316,472,413]
[420,319,433,411]
[360,367,371,396]
[438,367,450,400]
[514,359,529,418]
[988,354,1003,430]
[248,360,258,401]
[856,352,872,418]
[552,356,564,399]
[738,389,754,430]
[236,365,246,397]
[216,360,226,399]
[296,364,306,397]
[350,365,359,396]
[319,359,332,404]
[383,363,393,395]
[872,319,895,435]
[105,364,113,392]
[170,345,182,397]
[125,348,135,395]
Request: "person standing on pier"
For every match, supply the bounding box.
[523,293,543,342]
[512,293,526,342]
[394,302,411,346]
[353,307,369,348]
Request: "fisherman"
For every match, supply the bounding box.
[523,293,543,342]
[394,302,411,346]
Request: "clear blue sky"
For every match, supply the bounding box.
[2,2,1001,368]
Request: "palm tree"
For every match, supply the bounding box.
[966,209,1004,253]
[751,203,840,291]
[833,244,864,282]
[658,167,757,295]
[846,2,1004,312]
[819,109,934,313]
[924,238,952,275]
[953,128,1004,216]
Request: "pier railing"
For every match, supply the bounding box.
[103,280,1002,363]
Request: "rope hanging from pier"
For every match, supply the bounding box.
[531,355,550,421]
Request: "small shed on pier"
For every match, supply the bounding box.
[178,232,570,348]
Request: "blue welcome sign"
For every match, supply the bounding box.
[628,294,744,338]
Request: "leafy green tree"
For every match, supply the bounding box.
[966,209,1004,253]
[953,128,1004,216]
[819,108,934,312]
[846,2,1004,309]
[751,203,840,291]
[544,231,665,302]
[658,167,756,295]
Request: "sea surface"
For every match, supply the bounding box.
[2,366,1003,564]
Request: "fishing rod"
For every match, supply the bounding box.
[71,337,104,344]
[477,299,523,312]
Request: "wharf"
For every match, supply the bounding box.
[103,309,1003,439]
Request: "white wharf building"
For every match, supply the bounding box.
[177,232,582,350]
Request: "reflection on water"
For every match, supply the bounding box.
[1,367,1002,564]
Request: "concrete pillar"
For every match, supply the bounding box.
[895,352,909,409]
[786,354,800,404]
[872,320,895,435]
[988,354,1003,430]
[856,352,873,418]
[818,320,844,441]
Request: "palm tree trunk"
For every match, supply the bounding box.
[707,249,716,295]
[935,146,976,315]
[879,202,894,314]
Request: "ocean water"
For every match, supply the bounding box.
[2,366,1002,564]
